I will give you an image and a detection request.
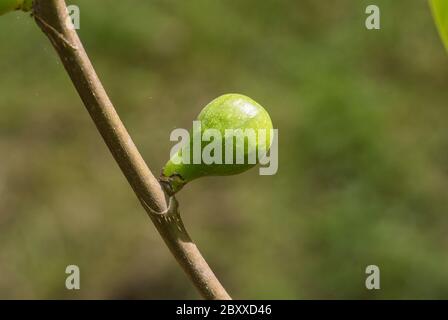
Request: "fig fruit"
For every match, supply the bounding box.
[0,0,32,16]
[162,93,273,193]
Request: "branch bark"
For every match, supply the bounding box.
[32,0,230,300]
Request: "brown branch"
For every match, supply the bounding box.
[32,0,230,300]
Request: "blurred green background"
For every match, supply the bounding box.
[1,0,448,299]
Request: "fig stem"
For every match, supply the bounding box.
[32,0,231,300]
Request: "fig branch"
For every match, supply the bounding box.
[31,0,230,300]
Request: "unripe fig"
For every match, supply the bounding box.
[0,0,32,16]
[162,94,274,193]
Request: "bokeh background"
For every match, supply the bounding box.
[1,0,448,299]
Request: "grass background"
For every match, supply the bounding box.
[1,0,448,299]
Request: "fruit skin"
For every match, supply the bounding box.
[163,93,273,193]
[0,0,32,16]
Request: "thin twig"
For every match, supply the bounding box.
[32,0,230,300]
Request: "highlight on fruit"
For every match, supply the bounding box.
[162,93,278,194]
[0,0,33,15]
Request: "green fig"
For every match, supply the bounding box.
[0,0,32,16]
[162,93,274,194]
